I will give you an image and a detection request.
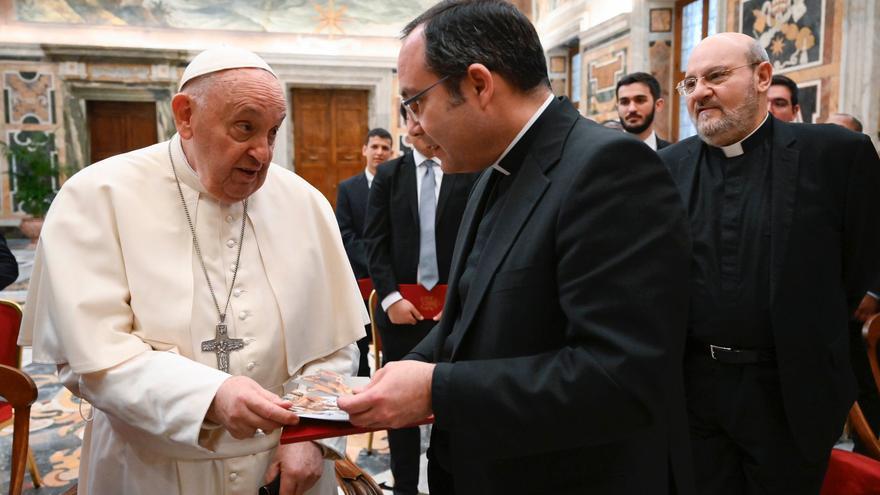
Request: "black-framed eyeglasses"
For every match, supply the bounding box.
[400,75,450,124]
[675,62,760,96]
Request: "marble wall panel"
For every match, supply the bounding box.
[3,71,55,125]
[585,47,627,123]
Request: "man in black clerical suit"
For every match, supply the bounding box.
[336,128,393,376]
[340,2,694,494]
[659,32,880,495]
[362,106,475,494]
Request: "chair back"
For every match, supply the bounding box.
[368,290,382,372]
[862,314,880,396]
[0,364,38,495]
[0,299,23,368]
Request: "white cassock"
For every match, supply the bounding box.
[19,134,368,495]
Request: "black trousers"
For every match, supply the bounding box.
[378,319,435,495]
[684,353,831,495]
[356,325,371,377]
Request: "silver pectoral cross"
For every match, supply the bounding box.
[201,322,245,373]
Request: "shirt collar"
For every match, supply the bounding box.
[170,134,208,194]
[643,131,658,151]
[717,113,770,158]
[490,93,554,176]
[412,148,440,168]
[364,167,374,187]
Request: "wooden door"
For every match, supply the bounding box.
[291,88,369,208]
[87,100,158,163]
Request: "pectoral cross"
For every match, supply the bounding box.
[201,321,244,373]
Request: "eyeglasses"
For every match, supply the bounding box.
[675,62,760,96]
[400,75,449,123]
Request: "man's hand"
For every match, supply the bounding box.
[854,294,879,322]
[387,299,423,325]
[263,442,324,495]
[337,361,434,429]
[206,375,299,439]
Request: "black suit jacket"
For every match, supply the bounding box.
[657,136,672,150]
[0,233,17,289]
[659,118,880,460]
[406,98,695,495]
[364,152,476,329]
[336,172,370,279]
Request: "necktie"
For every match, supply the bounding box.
[418,159,439,290]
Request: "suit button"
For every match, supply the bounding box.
[227,239,236,248]
[247,362,256,371]
[229,472,238,481]
[239,311,248,320]
[226,215,234,223]
[233,288,243,297]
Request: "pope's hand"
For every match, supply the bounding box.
[206,375,299,439]
[263,442,324,495]
[387,298,423,325]
[337,361,434,429]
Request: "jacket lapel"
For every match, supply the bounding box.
[432,168,493,358]
[449,98,574,359]
[401,153,419,226]
[672,143,698,209]
[769,121,799,302]
[435,173,454,227]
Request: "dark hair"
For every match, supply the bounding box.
[401,0,549,101]
[616,72,662,100]
[365,128,392,145]
[771,75,799,106]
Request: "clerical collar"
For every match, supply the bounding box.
[412,148,440,168]
[716,113,771,158]
[170,134,208,194]
[490,93,554,176]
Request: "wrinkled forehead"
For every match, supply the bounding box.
[686,38,749,76]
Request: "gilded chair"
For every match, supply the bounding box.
[846,313,880,461]
[0,364,38,495]
[0,299,42,488]
[366,289,382,454]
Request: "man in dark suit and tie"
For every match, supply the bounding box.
[659,32,880,494]
[340,2,694,494]
[362,106,475,494]
[336,127,393,376]
[616,72,671,150]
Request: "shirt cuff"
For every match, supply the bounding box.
[431,362,455,430]
[868,292,879,300]
[381,291,403,311]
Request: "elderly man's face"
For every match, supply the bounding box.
[685,36,768,146]
[180,69,286,203]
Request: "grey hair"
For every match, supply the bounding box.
[746,39,769,64]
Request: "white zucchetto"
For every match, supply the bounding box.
[178,46,277,91]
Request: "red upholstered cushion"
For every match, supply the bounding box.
[0,302,22,367]
[0,401,11,424]
[821,448,880,495]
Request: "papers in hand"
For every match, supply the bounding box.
[283,370,369,422]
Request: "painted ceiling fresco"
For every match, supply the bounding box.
[14,0,438,37]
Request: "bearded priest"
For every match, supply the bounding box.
[19,47,367,495]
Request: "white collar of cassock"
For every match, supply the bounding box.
[170,134,209,194]
[490,93,554,175]
[717,112,769,158]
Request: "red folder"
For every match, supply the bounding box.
[398,284,447,320]
[281,417,434,444]
[356,278,373,301]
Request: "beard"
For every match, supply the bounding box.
[620,107,655,135]
[691,84,759,146]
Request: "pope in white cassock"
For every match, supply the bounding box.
[18,47,368,495]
